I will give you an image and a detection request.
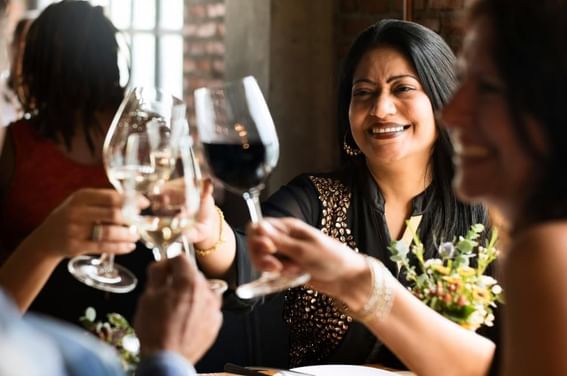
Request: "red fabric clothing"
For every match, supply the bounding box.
[0,119,110,253]
[0,119,153,327]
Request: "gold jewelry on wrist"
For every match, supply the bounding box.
[195,206,225,257]
[350,256,395,323]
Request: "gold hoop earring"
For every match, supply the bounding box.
[343,131,361,156]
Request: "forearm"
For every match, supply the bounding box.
[195,219,237,280]
[354,283,494,376]
[0,237,61,312]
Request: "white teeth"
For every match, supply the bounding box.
[371,126,405,134]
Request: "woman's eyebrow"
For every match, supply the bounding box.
[386,74,418,83]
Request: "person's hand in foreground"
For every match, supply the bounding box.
[134,254,223,364]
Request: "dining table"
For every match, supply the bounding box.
[198,365,415,376]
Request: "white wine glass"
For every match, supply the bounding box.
[194,76,310,299]
[122,132,228,295]
[67,87,184,293]
[122,133,197,261]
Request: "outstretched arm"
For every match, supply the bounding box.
[248,217,495,376]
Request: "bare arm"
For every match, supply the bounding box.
[501,223,567,376]
[0,189,138,311]
[248,217,495,376]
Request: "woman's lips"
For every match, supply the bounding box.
[368,124,410,139]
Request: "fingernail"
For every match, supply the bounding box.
[259,221,277,235]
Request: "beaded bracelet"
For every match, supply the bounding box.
[195,206,225,257]
[350,256,395,323]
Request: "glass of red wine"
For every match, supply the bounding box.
[194,76,310,299]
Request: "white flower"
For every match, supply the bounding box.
[438,242,455,258]
[491,285,503,295]
[393,241,409,258]
[122,335,140,354]
[479,275,497,287]
[424,259,443,268]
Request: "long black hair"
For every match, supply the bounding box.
[337,19,487,250]
[20,0,125,153]
[469,0,567,229]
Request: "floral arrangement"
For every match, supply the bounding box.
[80,307,140,374]
[389,223,503,331]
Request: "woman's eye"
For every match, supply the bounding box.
[393,85,414,94]
[352,88,373,97]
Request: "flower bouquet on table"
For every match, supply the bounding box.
[80,307,140,374]
[388,223,503,331]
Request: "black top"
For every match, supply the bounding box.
[28,246,153,327]
[230,159,498,369]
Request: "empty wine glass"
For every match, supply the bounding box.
[67,87,184,293]
[194,76,310,299]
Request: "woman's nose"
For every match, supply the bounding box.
[370,94,396,118]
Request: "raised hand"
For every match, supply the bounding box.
[134,254,223,364]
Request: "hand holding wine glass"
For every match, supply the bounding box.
[194,76,310,299]
[67,87,184,293]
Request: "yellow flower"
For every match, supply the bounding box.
[432,264,450,275]
[458,266,475,277]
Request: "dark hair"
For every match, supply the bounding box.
[469,0,567,226]
[20,0,125,153]
[337,19,486,250]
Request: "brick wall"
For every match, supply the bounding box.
[337,0,466,60]
[183,0,466,111]
[184,0,226,121]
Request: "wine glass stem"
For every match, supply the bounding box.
[243,189,263,224]
[182,235,197,266]
[100,253,116,276]
[157,247,168,261]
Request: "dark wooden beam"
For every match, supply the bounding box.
[403,0,413,21]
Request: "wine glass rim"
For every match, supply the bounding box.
[128,86,184,104]
[194,75,258,93]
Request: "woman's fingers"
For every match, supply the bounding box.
[73,206,129,225]
[82,240,137,254]
[247,223,284,272]
[253,219,313,260]
[70,188,123,206]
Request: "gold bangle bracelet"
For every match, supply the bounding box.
[195,206,225,257]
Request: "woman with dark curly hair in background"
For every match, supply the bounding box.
[0,0,149,324]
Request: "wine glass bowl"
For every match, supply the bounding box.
[194,76,309,299]
[122,132,199,261]
[105,87,186,194]
[67,88,185,293]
